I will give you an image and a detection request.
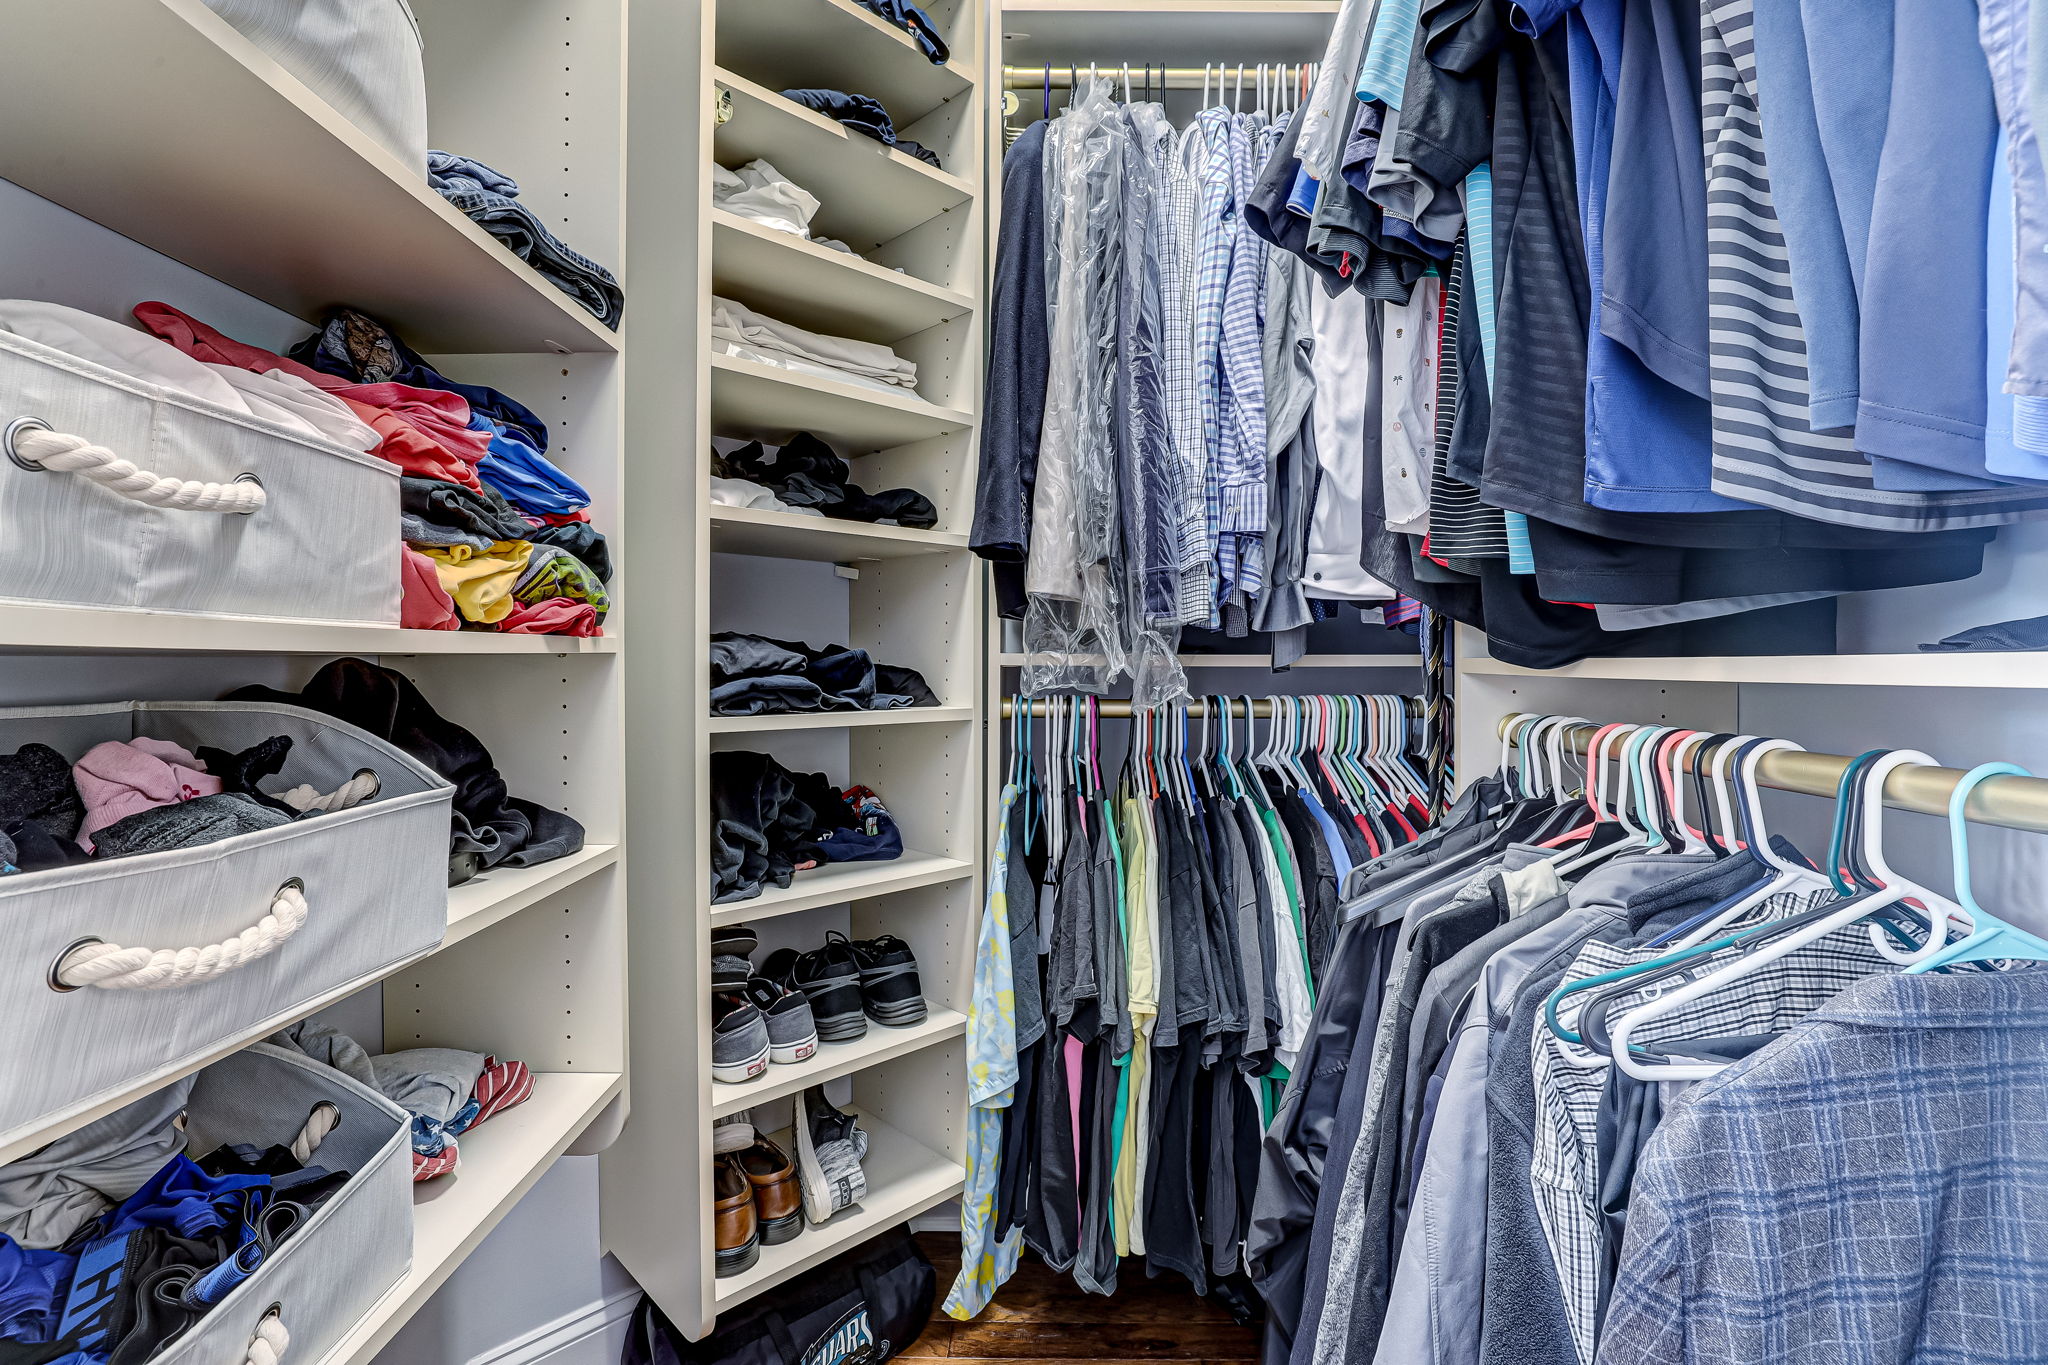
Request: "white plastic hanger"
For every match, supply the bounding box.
[1671,737,1833,947]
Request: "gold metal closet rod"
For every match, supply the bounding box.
[1001,65,1309,88]
[1003,696,1421,719]
[1499,717,2048,834]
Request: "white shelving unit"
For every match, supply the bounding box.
[0,2,631,1360]
[603,0,985,1338]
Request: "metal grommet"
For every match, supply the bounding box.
[48,936,104,993]
[232,472,263,515]
[6,416,52,473]
[277,876,305,897]
[263,1302,284,1321]
[353,768,382,800]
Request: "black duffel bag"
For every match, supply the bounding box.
[625,1225,936,1365]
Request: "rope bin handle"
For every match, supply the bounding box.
[6,415,267,514]
[50,878,309,992]
[246,1305,289,1365]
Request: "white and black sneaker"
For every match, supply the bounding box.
[792,1087,868,1224]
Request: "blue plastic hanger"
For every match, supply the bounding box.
[1906,762,2048,973]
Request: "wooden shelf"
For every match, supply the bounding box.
[710,1007,965,1118]
[0,0,618,355]
[1000,0,1339,65]
[712,1108,964,1309]
[710,353,974,452]
[0,602,620,657]
[316,1072,625,1365]
[1458,652,2048,689]
[711,851,975,926]
[708,506,968,561]
[712,210,974,344]
[713,71,974,252]
[716,0,977,128]
[708,706,974,734]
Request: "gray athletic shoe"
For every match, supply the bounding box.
[746,975,819,1065]
[793,1087,868,1223]
[712,992,771,1083]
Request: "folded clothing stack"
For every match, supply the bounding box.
[231,657,585,887]
[712,296,918,396]
[711,432,938,527]
[779,89,942,168]
[426,151,623,329]
[0,731,383,876]
[266,1024,533,1183]
[710,752,904,903]
[129,300,612,638]
[710,632,938,716]
[849,0,949,63]
[0,1075,352,1361]
[713,159,864,258]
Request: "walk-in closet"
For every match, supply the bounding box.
[2,1,2048,1364]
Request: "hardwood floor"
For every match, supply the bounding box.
[908,1234,1259,1364]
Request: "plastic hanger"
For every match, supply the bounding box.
[1666,738,1836,947]
[1906,762,2048,973]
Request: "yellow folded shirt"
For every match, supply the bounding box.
[421,540,534,624]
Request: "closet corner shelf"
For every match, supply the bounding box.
[711,211,976,343]
[713,72,975,251]
[712,1109,964,1309]
[708,1007,966,1118]
[0,0,619,355]
[314,1071,626,1365]
[445,843,622,946]
[1000,0,1341,66]
[0,602,622,656]
[708,506,968,561]
[1457,651,2048,689]
[707,706,975,734]
[716,0,978,129]
[710,353,975,451]
[709,851,975,926]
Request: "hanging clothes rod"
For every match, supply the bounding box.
[1499,716,2048,834]
[1001,65,1310,90]
[1004,696,1420,719]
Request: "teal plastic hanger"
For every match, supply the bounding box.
[1906,762,2048,973]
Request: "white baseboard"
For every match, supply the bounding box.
[468,1289,642,1365]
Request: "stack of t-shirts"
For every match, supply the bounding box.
[712,159,862,257]
[229,657,586,887]
[134,300,613,637]
[0,1074,351,1363]
[710,751,904,903]
[711,297,919,395]
[710,632,939,715]
[0,733,381,876]
[267,1023,534,1183]
[711,433,938,527]
[426,151,623,329]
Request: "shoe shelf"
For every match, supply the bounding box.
[710,852,978,928]
[712,1108,966,1309]
[606,0,986,1336]
[0,0,618,355]
[709,1006,968,1118]
[0,0,634,1354]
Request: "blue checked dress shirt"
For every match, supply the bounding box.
[1216,112,1273,606]
[1597,966,2048,1365]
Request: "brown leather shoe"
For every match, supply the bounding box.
[714,1154,759,1277]
[736,1136,804,1245]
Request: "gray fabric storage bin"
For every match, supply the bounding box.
[0,701,452,1155]
[0,330,400,626]
[153,1042,414,1364]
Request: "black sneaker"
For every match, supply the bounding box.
[844,931,927,1027]
[765,941,867,1043]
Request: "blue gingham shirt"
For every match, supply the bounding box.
[1597,967,2048,1365]
[1190,107,1237,616]
[1215,112,1272,605]
[1160,118,1212,625]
